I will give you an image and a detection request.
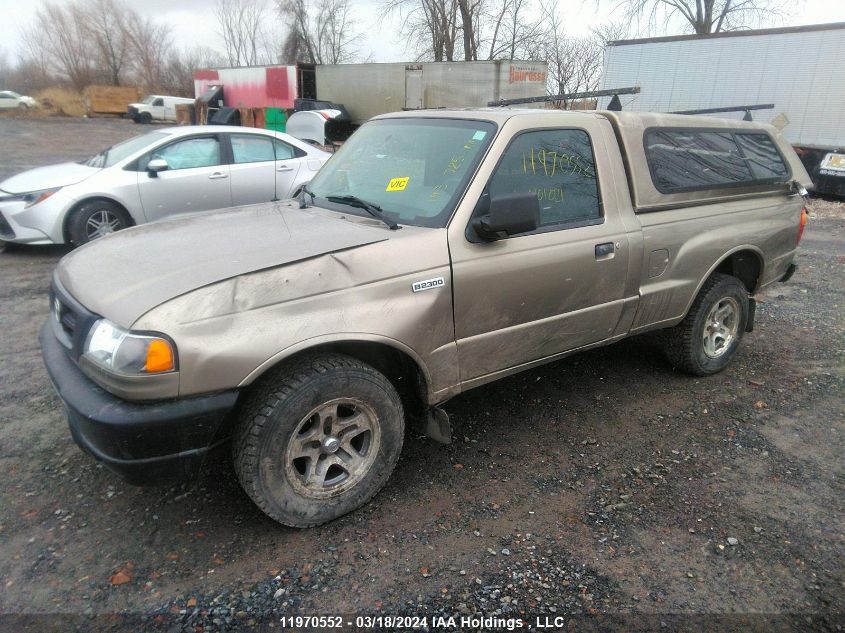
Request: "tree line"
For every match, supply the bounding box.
[0,0,783,99]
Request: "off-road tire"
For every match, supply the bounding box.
[67,200,132,245]
[663,273,749,376]
[233,354,405,528]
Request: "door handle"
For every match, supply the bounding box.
[208,172,228,180]
[276,165,294,172]
[595,242,615,259]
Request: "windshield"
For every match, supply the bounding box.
[141,95,157,105]
[83,132,169,168]
[308,118,497,228]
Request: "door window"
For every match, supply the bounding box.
[152,98,164,106]
[486,129,601,233]
[231,135,276,163]
[230,135,300,163]
[272,138,297,160]
[144,137,221,170]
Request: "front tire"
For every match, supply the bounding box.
[233,354,405,528]
[139,112,152,124]
[663,273,749,376]
[67,200,131,245]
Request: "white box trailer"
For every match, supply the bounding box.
[597,22,845,195]
[314,61,549,125]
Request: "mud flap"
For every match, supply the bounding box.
[424,407,452,444]
[745,297,756,333]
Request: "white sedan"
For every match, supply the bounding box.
[0,90,38,109]
[0,126,330,245]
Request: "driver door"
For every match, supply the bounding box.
[448,121,630,384]
[137,135,232,222]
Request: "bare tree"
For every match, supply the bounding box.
[591,19,630,44]
[382,0,461,61]
[484,0,544,60]
[82,0,130,85]
[123,11,174,92]
[164,46,226,96]
[23,2,97,90]
[278,0,361,64]
[215,0,278,66]
[606,0,788,34]
[535,0,603,105]
[0,47,9,88]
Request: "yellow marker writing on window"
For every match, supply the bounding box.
[386,177,409,191]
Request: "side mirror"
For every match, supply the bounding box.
[147,158,169,177]
[471,192,540,241]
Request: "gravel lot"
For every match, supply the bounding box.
[0,118,843,632]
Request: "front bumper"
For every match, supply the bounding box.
[0,191,71,244]
[39,321,239,485]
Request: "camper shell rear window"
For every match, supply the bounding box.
[644,128,790,194]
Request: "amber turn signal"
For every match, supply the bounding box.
[145,339,175,373]
[797,206,808,245]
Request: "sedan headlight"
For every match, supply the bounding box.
[84,319,176,374]
[23,187,61,208]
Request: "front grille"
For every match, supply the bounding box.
[56,299,77,339]
[0,212,14,239]
[128,105,138,116]
[50,279,100,357]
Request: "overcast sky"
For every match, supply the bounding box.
[1,0,845,65]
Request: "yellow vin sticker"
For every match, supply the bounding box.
[386,177,409,191]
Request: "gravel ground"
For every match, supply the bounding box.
[0,118,843,632]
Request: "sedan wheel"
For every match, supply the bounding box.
[85,209,122,240]
[68,200,132,246]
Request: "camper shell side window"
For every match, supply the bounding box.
[643,128,790,194]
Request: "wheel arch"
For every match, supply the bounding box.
[240,335,434,414]
[62,196,135,243]
[682,246,764,317]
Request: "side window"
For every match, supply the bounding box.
[487,129,601,232]
[272,138,296,160]
[152,98,164,107]
[735,133,790,180]
[644,129,789,193]
[145,137,221,170]
[231,135,276,163]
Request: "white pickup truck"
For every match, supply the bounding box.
[128,95,195,124]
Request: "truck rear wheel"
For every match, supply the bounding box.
[663,273,749,376]
[233,354,405,528]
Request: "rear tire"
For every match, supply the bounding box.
[663,273,749,376]
[67,200,131,245]
[233,354,405,528]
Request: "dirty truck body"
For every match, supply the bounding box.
[40,109,811,527]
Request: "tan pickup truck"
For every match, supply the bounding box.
[40,109,811,527]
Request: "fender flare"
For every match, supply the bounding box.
[238,332,436,399]
[680,244,765,318]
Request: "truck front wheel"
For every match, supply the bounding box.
[233,354,405,528]
[663,273,749,376]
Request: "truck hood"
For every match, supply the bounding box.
[56,202,390,327]
[0,162,100,195]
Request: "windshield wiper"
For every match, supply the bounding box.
[325,194,401,231]
[299,184,316,208]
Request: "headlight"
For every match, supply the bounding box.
[84,319,176,374]
[23,187,61,208]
